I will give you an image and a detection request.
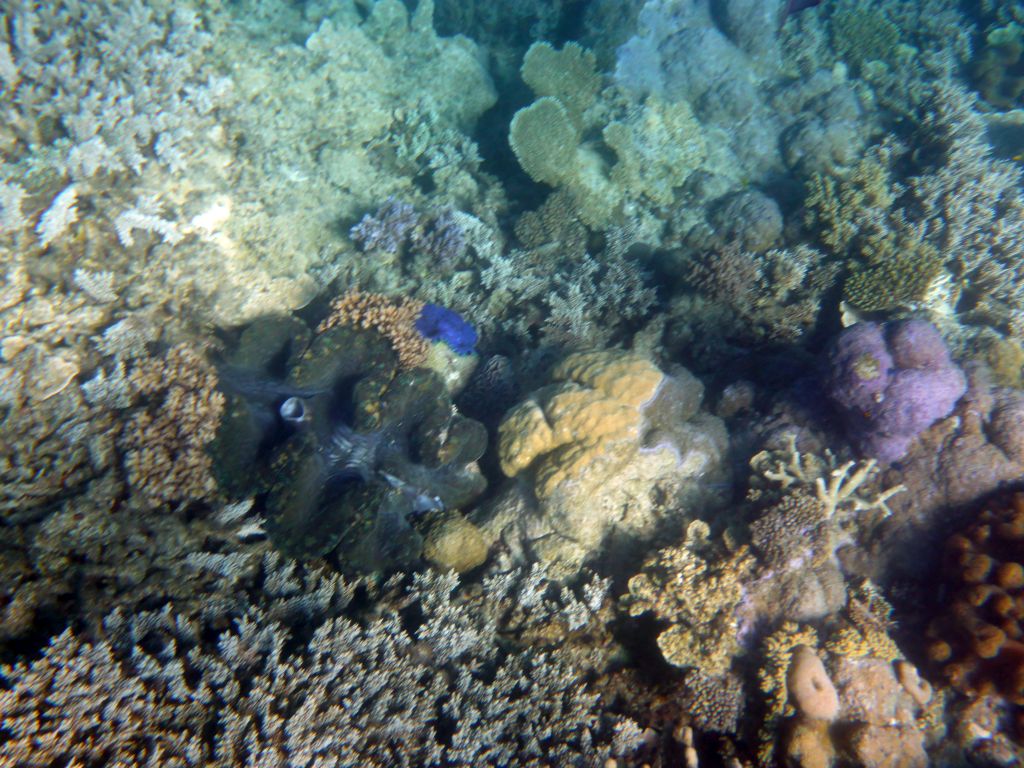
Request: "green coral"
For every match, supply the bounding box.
[830,6,901,71]
[970,23,1024,109]
[842,231,945,312]
[509,41,705,227]
[520,41,600,125]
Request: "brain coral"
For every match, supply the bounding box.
[488,350,728,577]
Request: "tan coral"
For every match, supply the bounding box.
[624,542,755,676]
[121,345,224,507]
[497,350,666,497]
[318,289,429,369]
[486,349,727,577]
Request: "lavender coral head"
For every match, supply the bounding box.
[825,320,966,462]
[415,304,478,356]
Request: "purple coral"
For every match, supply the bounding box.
[824,320,967,462]
[413,209,467,269]
[349,198,419,254]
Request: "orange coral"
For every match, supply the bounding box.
[926,492,1024,709]
[318,289,429,369]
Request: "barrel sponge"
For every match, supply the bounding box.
[497,351,667,498]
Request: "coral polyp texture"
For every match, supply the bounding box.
[927,492,1024,707]
[487,350,727,577]
[825,319,967,462]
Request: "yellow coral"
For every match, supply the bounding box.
[497,351,665,498]
[625,542,755,675]
[757,622,820,767]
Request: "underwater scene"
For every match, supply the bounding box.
[5,0,1024,765]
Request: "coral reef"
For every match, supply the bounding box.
[927,492,1024,708]
[510,40,706,226]
[0,564,642,766]
[623,536,755,675]
[824,320,967,462]
[210,312,487,571]
[319,289,430,369]
[484,350,728,577]
[862,364,1024,583]
[120,344,224,508]
[970,23,1024,108]
[681,243,839,345]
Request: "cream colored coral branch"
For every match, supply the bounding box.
[753,433,904,518]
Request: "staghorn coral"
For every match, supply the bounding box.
[624,540,755,675]
[487,350,728,577]
[0,565,641,767]
[842,230,946,313]
[747,432,905,522]
[680,668,746,733]
[120,344,224,508]
[319,288,430,369]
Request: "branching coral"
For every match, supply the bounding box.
[319,289,430,369]
[0,564,641,767]
[624,541,755,675]
[748,433,904,520]
[121,344,224,508]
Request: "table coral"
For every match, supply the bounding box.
[489,350,727,577]
[509,40,705,227]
